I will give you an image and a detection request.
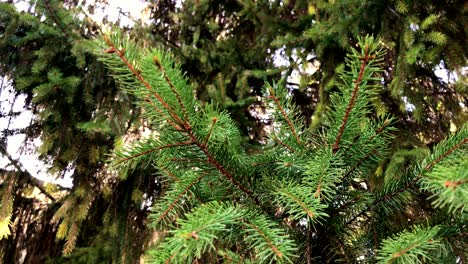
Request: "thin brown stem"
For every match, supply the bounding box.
[103,36,184,126]
[306,225,312,264]
[346,136,467,225]
[332,45,373,153]
[156,174,206,225]
[153,56,190,125]
[424,137,467,171]
[42,0,70,39]
[267,86,301,144]
[115,140,194,164]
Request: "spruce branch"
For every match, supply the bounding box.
[267,84,301,144]
[341,149,380,181]
[201,117,218,146]
[0,144,56,201]
[423,137,467,172]
[100,34,258,202]
[42,0,71,39]
[115,140,194,164]
[191,136,260,205]
[275,182,328,223]
[244,221,283,259]
[332,44,377,154]
[342,117,393,158]
[376,226,447,264]
[149,172,206,228]
[242,213,296,263]
[272,136,297,153]
[153,56,190,125]
[102,36,184,126]
[347,129,467,225]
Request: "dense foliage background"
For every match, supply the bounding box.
[0,0,466,263]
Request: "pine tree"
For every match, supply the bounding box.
[94,30,467,263]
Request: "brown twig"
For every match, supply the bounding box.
[267,86,301,144]
[153,56,190,125]
[346,136,467,225]
[42,0,70,39]
[332,45,373,154]
[115,140,194,164]
[424,137,467,171]
[103,36,184,127]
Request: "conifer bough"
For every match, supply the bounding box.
[93,32,467,263]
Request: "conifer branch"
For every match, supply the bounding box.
[388,241,421,262]
[160,167,180,182]
[423,137,467,172]
[154,173,206,226]
[251,160,280,167]
[244,221,283,259]
[202,117,218,146]
[280,191,316,219]
[272,136,296,153]
[347,136,467,225]
[115,140,194,164]
[191,135,260,205]
[334,195,362,215]
[342,149,380,181]
[164,253,177,264]
[153,56,190,125]
[170,158,209,163]
[42,0,70,39]
[143,97,181,130]
[267,86,301,144]
[342,119,392,158]
[103,36,184,126]
[0,144,56,201]
[333,238,351,264]
[332,45,374,154]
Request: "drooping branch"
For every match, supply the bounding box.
[0,144,57,201]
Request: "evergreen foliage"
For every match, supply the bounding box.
[94,31,467,262]
[0,0,466,263]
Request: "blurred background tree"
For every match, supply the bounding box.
[0,0,466,263]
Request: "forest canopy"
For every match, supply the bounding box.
[0,0,466,263]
